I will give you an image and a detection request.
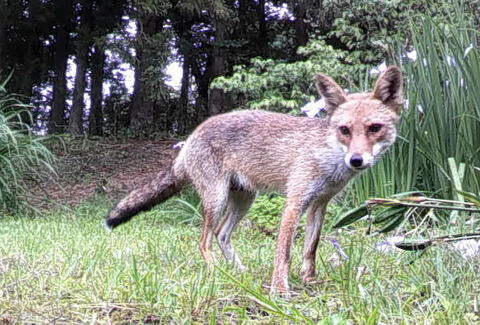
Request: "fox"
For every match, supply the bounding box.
[104,66,403,294]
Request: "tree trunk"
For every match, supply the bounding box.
[235,0,247,39]
[130,15,163,132]
[207,23,225,117]
[16,33,37,125]
[0,0,12,77]
[294,2,308,49]
[68,4,91,135]
[256,0,268,56]
[0,15,5,75]
[130,42,153,131]
[69,55,87,135]
[48,26,70,134]
[88,45,105,136]
[68,49,89,134]
[190,57,209,123]
[177,53,190,134]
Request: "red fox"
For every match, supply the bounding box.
[104,66,403,294]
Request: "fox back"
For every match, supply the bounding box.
[174,68,402,201]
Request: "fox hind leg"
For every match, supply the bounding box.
[198,182,229,265]
[215,190,256,271]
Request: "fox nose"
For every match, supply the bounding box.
[350,154,364,168]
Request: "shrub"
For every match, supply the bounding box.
[211,40,369,113]
[248,194,285,231]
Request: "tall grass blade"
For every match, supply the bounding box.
[349,5,479,211]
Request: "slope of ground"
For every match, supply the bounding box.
[31,137,180,210]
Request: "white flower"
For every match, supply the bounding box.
[406,49,417,62]
[173,141,186,149]
[328,253,343,267]
[464,43,474,57]
[388,235,405,244]
[375,242,395,254]
[301,98,325,117]
[403,99,409,108]
[369,61,387,75]
[375,235,405,254]
[358,284,367,299]
[423,58,428,67]
[378,61,387,71]
[452,240,480,260]
[446,55,456,66]
[417,104,424,114]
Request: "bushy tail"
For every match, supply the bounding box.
[104,166,186,230]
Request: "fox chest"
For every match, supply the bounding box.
[306,161,356,201]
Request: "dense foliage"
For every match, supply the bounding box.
[211,40,369,113]
[212,2,479,206]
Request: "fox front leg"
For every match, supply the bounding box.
[270,201,304,295]
[300,201,327,283]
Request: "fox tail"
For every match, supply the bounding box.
[104,165,186,230]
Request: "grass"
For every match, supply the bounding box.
[0,77,55,213]
[1,196,480,323]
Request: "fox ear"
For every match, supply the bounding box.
[372,66,403,112]
[314,74,347,112]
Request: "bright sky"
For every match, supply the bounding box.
[166,61,182,90]
[116,17,183,93]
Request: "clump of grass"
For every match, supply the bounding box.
[0,77,55,213]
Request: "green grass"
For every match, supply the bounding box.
[0,77,55,213]
[1,197,479,323]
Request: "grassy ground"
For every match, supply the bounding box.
[1,195,479,324]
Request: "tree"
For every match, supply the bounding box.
[69,1,93,135]
[0,1,55,126]
[87,1,127,135]
[2,0,477,137]
[130,0,171,132]
[88,45,105,136]
[48,0,74,134]
[207,18,227,117]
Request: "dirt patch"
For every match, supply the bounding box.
[31,137,181,210]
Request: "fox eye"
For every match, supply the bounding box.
[339,126,350,135]
[369,124,382,133]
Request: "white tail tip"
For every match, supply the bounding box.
[103,219,113,234]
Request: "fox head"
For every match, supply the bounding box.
[315,66,403,172]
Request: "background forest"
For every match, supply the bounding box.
[1,0,477,136]
[1,0,480,323]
